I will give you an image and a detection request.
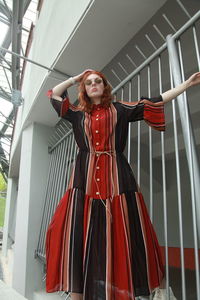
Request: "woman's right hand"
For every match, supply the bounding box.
[49,69,94,99]
[73,69,94,83]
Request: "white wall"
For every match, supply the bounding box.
[21,0,93,128]
[2,177,18,255]
[11,0,93,161]
[11,123,53,300]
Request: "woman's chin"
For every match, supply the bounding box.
[89,92,102,98]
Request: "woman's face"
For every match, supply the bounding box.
[84,73,105,100]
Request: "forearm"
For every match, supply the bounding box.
[161,79,190,104]
[52,76,77,96]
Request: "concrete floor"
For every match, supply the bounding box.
[0,279,28,300]
[0,257,3,281]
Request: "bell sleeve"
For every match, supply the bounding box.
[46,89,76,123]
[118,95,165,131]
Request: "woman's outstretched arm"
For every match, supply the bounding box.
[51,69,93,101]
[161,72,200,104]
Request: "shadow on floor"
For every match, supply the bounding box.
[169,266,197,300]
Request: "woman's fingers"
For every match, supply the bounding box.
[192,72,200,86]
[75,69,94,82]
[187,72,200,87]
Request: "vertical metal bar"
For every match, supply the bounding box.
[60,137,68,195]
[52,144,63,214]
[118,62,129,76]
[62,138,70,195]
[46,149,57,224]
[121,87,124,100]
[53,144,64,212]
[192,24,200,70]
[70,137,76,178]
[41,148,58,256]
[66,136,74,190]
[162,14,176,33]
[137,74,141,186]
[127,80,132,163]
[177,38,200,298]
[147,65,153,221]
[161,133,170,300]
[111,69,122,82]
[169,61,186,300]
[153,24,165,42]
[126,54,137,68]
[158,55,169,299]
[71,138,78,177]
[66,134,75,186]
[65,135,72,186]
[37,151,53,255]
[176,0,191,19]
[166,34,200,298]
[59,140,69,199]
[55,142,65,201]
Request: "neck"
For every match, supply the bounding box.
[90,97,102,105]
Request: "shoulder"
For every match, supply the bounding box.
[69,102,82,112]
[112,100,140,109]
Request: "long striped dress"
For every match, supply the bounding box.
[45,89,165,300]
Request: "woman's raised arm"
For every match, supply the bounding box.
[161,72,200,104]
[51,69,94,101]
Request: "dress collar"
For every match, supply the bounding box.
[92,103,104,110]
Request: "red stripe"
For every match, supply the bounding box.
[112,195,135,299]
[60,97,70,117]
[160,247,200,270]
[143,103,165,131]
[45,189,71,292]
[135,192,165,292]
[46,89,53,98]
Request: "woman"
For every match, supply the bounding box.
[45,69,200,300]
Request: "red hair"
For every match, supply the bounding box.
[77,71,113,113]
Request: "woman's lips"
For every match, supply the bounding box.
[91,88,97,92]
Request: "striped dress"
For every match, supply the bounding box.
[45,89,165,300]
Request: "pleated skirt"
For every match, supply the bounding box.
[45,187,164,300]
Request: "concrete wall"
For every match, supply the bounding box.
[2,177,18,255]
[11,0,93,158]
[21,0,93,123]
[11,123,53,299]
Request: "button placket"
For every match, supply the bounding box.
[95,111,100,148]
[95,162,100,195]
[93,109,102,196]
[95,170,101,195]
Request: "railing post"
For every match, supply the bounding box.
[166,33,200,296]
[166,34,200,240]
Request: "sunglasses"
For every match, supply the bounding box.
[84,78,103,86]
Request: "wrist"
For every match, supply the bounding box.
[68,77,76,85]
[184,79,191,89]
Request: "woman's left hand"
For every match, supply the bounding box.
[187,72,200,87]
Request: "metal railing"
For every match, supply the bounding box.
[111,10,200,300]
[35,10,200,300]
[35,119,78,264]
